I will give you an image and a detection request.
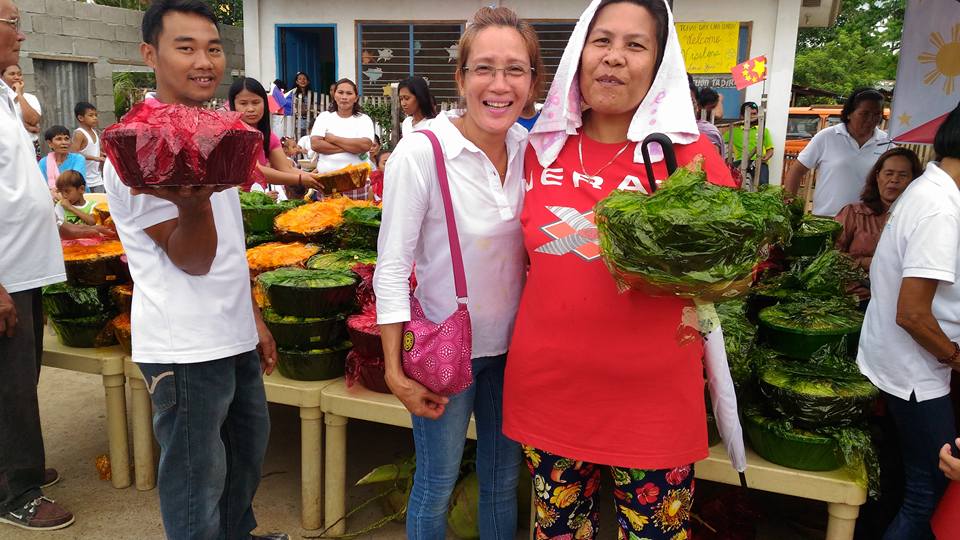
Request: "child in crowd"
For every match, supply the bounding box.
[369,150,390,202]
[54,170,97,225]
[71,102,106,193]
[38,125,86,190]
[297,134,316,162]
[368,134,381,170]
[280,136,301,168]
[376,149,391,171]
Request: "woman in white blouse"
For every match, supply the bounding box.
[373,7,543,539]
[398,76,438,137]
[309,78,375,199]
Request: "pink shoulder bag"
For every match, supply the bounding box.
[400,130,473,396]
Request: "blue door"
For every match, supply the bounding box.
[276,25,337,93]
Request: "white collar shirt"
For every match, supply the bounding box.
[374,112,528,358]
[857,162,960,401]
[103,160,258,364]
[797,123,892,217]
[0,78,65,293]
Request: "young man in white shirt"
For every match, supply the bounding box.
[103,1,285,538]
[857,103,960,539]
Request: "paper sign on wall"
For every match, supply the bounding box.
[676,22,740,74]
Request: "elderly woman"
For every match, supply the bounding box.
[502,1,735,538]
[784,87,889,217]
[857,103,960,540]
[835,147,922,300]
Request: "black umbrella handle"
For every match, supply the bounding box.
[640,133,677,193]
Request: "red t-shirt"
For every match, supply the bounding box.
[503,132,735,470]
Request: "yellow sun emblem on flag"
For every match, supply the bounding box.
[919,23,960,94]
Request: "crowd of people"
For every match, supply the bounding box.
[1,0,958,539]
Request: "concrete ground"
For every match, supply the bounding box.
[0,367,829,540]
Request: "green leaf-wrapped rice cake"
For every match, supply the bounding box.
[261,307,346,349]
[257,267,358,317]
[277,341,352,381]
[594,161,792,300]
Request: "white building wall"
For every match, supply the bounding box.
[247,0,801,183]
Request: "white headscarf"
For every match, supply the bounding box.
[529,0,699,168]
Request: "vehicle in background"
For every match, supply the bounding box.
[785,105,890,153]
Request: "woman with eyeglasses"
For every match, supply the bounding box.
[398,75,438,137]
[373,7,543,539]
[502,1,735,537]
[784,87,889,217]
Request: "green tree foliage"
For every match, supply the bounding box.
[89,0,243,27]
[793,0,904,103]
[112,71,155,118]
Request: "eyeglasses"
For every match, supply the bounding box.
[461,64,535,80]
[0,17,20,32]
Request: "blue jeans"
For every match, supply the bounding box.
[138,351,270,540]
[407,354,521,540]
[883,391,956,540]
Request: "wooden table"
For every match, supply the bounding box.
[41,326,130,489]
[319,377,865,540]
[261,371,340,530]
[319,379,477,535]
[698,444,866,540]
[124,357,338,530]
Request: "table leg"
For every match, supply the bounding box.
[102,373,130,489]
[324,414,348,535]
[129,377,156,491]
[300,406,323,530]
[529,490,536,540]
[826,502,860,540]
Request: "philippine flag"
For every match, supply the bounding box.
[269,84,292,115]
[890,0,960,143]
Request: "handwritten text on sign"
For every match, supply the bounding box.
[676,21,740,74]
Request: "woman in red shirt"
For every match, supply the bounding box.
[502,0,734,537]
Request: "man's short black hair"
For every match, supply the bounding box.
[699,87,719,108]
[142,0,219,46]
[934,101,960,160]
[44,125,70,141]
[74,101,96,119]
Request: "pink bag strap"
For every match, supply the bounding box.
[44,152,59,188]
[418,130,468,303]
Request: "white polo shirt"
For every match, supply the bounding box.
[0,79,65,294]
[309,111,376,173]
[797,123,891,217]
[104,161,258,364]
[857,162,960,402]
[374,112,528,358]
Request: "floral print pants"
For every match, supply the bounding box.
[523,445,695,540]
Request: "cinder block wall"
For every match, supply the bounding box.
[16,0,244,126]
